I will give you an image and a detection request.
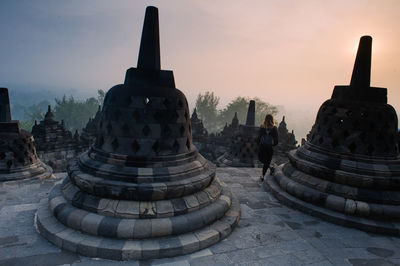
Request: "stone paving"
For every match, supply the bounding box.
[0,168,400,265]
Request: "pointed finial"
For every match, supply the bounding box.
[350,36,372,89]
[245,100,255,126]
[282,116,285,122]
[34,120,37,125]
[0,88,12,122]
[98,105,101,112]
[48,105,51,112]
[137,6,161,70]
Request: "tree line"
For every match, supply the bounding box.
[195,91,278,133]
[19,90,105,133]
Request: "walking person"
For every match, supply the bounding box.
[258,114,278,181]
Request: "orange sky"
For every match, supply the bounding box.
[1,0,399,139]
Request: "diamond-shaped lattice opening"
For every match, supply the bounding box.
[152,141,160,153]
[107,122,112,134]
[360,111,368,118]
[163,98,171,108]
[154,110,164,123]
[122,123,130,134]
[133,110,141,122]
[180,125,185,136]
[348,142,357,153]
[170,111,179,123]
[131,140,140,153]
[144,97,151,106]
[112,138,119,150]
[345,110,352,117]
[367,144,375,153]
[186,138,191,150]
[173,140,180,152]
[142,125,151,136]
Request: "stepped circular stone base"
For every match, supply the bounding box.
[265,165,400,236]
[216,153,262,168]
[0,162,54,182]
[36,179,240,260]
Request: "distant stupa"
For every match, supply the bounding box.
[0,88,54,181]
[37,6,240,260]
[218,100,263,167]
[266,36,400,235]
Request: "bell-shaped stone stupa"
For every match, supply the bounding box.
[0,88,54,181]
[37,6,240,260]
[266,36,400,235]
[31,105,87,172]
[218,100,262,167]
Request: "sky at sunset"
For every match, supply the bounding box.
[1,0,399,139]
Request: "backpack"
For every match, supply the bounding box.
[260,130,273,149]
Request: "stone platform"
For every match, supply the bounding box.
[1,168,400,265]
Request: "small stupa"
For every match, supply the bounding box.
[0,88,54,181]
[266,36,400,235]
[37,6,240,260]
[190,108,208,141]
[31,105,87,172]
[218,100,262,167]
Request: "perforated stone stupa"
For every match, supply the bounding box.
[221,112,239,138]
[190,108,208,141]
[276,116,297,154]
[218,100,262,167]
[266,36,400,235]
[36,6,240,260]
[0,88,54,181]
[31,106,87,172]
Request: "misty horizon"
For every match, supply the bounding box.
[1,0,399,141]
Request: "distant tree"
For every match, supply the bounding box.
[218,96,249,126]
[54,95,100,133]
[24,100,50,121]
[253,97,278,126]
[195,92,220,132]
[218,96,278,128]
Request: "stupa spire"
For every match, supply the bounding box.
[0,88,11,122]
[350,35,372,89]
[245,100,255,126]
[137,6,161,70]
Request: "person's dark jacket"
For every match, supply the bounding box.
[257,126,278,162]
